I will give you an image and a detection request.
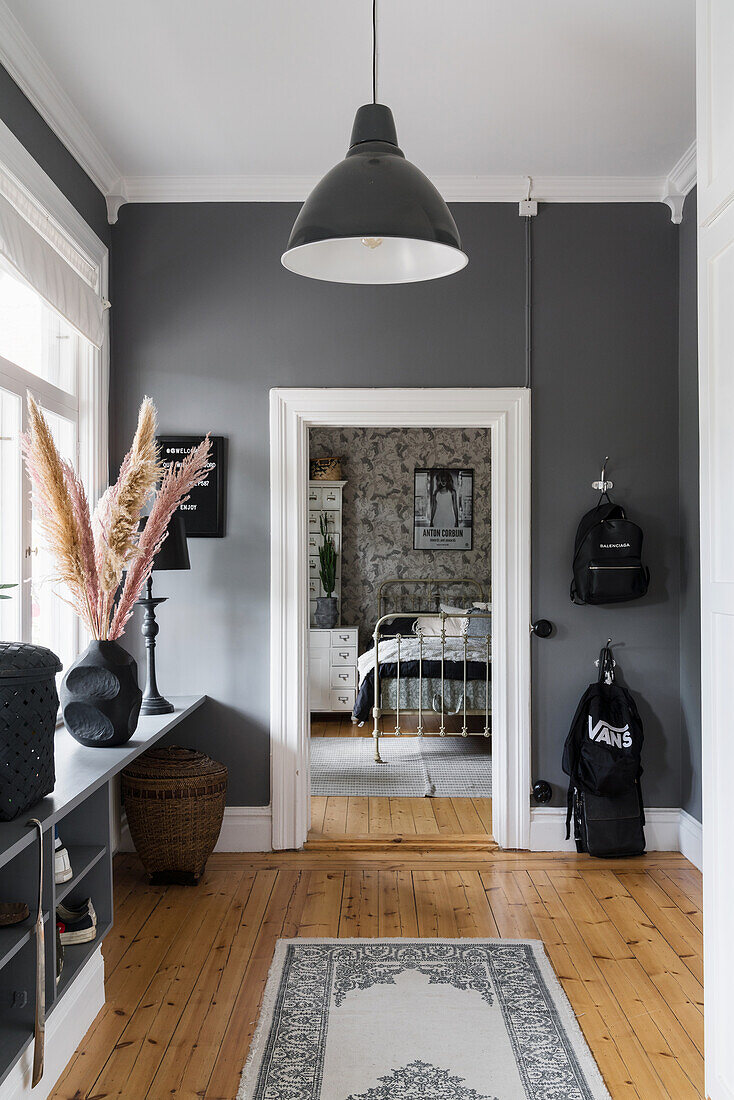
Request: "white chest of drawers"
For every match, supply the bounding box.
[308,480,345,627]
[309,627,358,713]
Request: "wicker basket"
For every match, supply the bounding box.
[310,456,342,481]
[121,746,227,884]
[0,642,61,821]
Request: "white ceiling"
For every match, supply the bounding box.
[0,0,696,221]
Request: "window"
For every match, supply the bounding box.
[0,121,108,673]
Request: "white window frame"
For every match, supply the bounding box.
[0,117,109,655]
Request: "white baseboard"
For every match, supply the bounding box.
[528,807,578,852]
[678,809,703,870]
[5,948,105,1100]
[529,805,698,860]
[118,805,273,854]
[214,806,272,852]
[642,808,683,851]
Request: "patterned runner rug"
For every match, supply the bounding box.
[310,737,492,797]
[238,939,611,1100]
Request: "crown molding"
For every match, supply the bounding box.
[117,172,674,214]
[0,0,122,196]
[662,139,696,224]
[667,140,697,196]
[116,163,698,222]
[122,174,320,205]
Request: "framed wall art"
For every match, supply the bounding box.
[158,435,226,537]
[413,467,473,550]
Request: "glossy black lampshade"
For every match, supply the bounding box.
[281,104,467,284]
[139,510,190,572]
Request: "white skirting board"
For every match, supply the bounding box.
[4,947,105,1100]
[117,805,273,854]
[213,806,272,852]
[529,806,703,869]
[678,809,703,870]
[120,802,701,866]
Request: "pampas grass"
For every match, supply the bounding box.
[22,395,98,634]
[22,395,211,641]
[109,435,211,639]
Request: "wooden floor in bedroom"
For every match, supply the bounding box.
[48,848,704,1100]
[308,794,494,848]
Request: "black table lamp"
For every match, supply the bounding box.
[137,510,190,715]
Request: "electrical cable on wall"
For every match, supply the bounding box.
[521,175,535,390]
[525,214,533,389]
[372,0,378,103]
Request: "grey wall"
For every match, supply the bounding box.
[0,64,110,247]
[678,189,701,821]
[309,426,492,648]
[111,200,682,808]
[531,204,681,808]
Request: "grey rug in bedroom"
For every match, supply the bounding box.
[310,737,492,798]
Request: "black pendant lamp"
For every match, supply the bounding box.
[281,1,467,284]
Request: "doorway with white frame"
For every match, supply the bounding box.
[269,388,531,851]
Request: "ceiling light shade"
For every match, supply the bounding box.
[281,104,467,284]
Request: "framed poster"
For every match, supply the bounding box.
[158,435,226,537]
[413,467,473,550]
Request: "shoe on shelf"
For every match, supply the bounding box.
[56,898,97,945]
[54,829,72,885]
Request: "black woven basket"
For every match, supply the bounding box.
[0,642,61,821]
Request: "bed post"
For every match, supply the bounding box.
[372,625,383,763]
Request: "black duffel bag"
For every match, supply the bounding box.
[562,645,645,857]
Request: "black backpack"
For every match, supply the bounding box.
[563,646,645,857]
[570,497,649,604]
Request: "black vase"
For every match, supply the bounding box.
[60,640,142,747]
[314,596,338,628]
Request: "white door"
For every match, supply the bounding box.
[697,2,734,1095]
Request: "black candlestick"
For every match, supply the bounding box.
[138,575,173,715]
[136,511,190,716]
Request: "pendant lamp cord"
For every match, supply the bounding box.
[372,0,377,103]
[524,212,533,388]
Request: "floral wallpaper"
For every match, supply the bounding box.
[309,427,491,647]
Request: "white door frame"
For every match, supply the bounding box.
[270,387,531,850]
[697,1,734,1093]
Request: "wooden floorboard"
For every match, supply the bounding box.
[49,847,704,1100]
[307,793,494,847]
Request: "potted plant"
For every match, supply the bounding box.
[314,512,338,628]
[21,395,211,747]
[0,584,17,600]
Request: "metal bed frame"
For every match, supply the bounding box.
[376,577,485,619]
[371,578,491,763]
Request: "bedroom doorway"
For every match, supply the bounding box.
[270,388,530,851]
[307,427,494,849]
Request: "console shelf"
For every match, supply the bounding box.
[0,695,206,1092]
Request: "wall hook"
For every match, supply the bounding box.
[594,639,616,681]
[592,457,613,493]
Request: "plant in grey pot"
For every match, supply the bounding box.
[315,513,338,628]
[21,395,212,747]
